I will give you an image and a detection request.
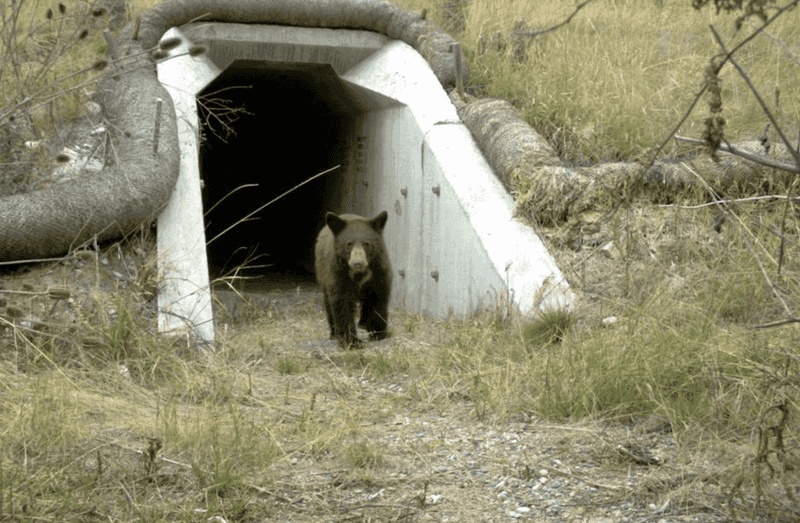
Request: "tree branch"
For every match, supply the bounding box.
[674,135,800,173]
[513,0,597,38]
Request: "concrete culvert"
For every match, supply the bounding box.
[199,60,369,283]
[157,18,571,344]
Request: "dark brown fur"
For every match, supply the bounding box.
[314,211,391,349]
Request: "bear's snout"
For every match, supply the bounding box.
[348,245,369,273]
[348,244,372,284]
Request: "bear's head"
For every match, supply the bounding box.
[326,211,388,284]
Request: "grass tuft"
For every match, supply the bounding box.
[522,308,576,347]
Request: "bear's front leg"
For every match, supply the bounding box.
[331,299,361,349]
[322,291,335,339]
[359,291,389,341]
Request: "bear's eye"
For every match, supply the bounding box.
[347,241,354,248]
[363,241,371,248]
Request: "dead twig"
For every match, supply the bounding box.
[777,177,797,275]
[206,165,340,246]
[683,162,795,320]
[755,318,800,329]
[544,462,631,492]
[657,195,800,209]
[513,0,597,39]
[748,18,800,69]
[674,135,800,173]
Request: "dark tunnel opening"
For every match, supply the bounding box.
[197,60,368,292]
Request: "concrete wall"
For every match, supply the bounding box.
[341,41,571,316]
[156,27,218,342]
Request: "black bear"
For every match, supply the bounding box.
[314,211,392,349]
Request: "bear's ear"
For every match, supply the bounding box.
[326,212,348,235]
[371,211,388,233]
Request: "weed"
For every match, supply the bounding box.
[276,356,305,375]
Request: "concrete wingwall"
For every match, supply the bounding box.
[339,41,571,316]
[156,27,218,342]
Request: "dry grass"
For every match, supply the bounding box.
[399,0,800,163]
[2,1,800,521]
[1,214,798,521]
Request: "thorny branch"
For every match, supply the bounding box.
[709,20,800,279]
[644,0,800,172]
[708,25,800,168]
